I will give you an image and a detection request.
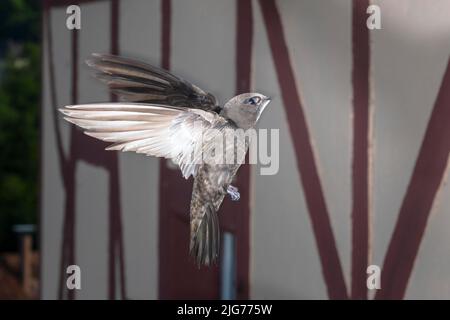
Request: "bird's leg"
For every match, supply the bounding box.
[227,185,240,201]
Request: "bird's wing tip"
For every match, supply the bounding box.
[85,58,97,67]
[62,105,77,109]
[85,53,106,67]
[59,109,70,116]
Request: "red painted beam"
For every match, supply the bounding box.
[376,58,450,299]
[108,0,127,300]
[44,6,73,299]
[350,0,370,300]
[234,0,252,299]
[258,0,348,299]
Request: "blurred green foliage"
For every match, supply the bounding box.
[0,0,41,251]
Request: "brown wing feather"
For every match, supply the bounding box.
[87,53,220,112]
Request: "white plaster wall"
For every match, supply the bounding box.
[118,0,161,300]
[171,0,236,105]
[75,1,112,299]
[369,0,450,299]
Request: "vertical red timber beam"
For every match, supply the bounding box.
[53,4,78,300]
[66,13,79,301]
[109,0,127,300]
[258,0,348,299]
[158,0,171,298]
[44,1,70,300]
[376,59,450,299]
[234,0,252,299]
[46,0,127,299]
[351,0,370,300]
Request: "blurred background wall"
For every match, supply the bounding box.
[34,0,450,300]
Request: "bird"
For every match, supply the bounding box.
[59,53,271,266]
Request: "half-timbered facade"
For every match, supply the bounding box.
[41,0,450,299]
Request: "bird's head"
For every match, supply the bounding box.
[221,93,271,129]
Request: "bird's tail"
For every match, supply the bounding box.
[189,203,220,266]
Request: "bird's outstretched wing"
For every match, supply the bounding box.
[60,103,231,179]
[87,53,220,112]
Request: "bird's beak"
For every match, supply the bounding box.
[261,96,271,110]
[257,97,271,121]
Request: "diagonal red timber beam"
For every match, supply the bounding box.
[258,0,348,299]
[376,57,450,299]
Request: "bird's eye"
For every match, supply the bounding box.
[245,96,261,106]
